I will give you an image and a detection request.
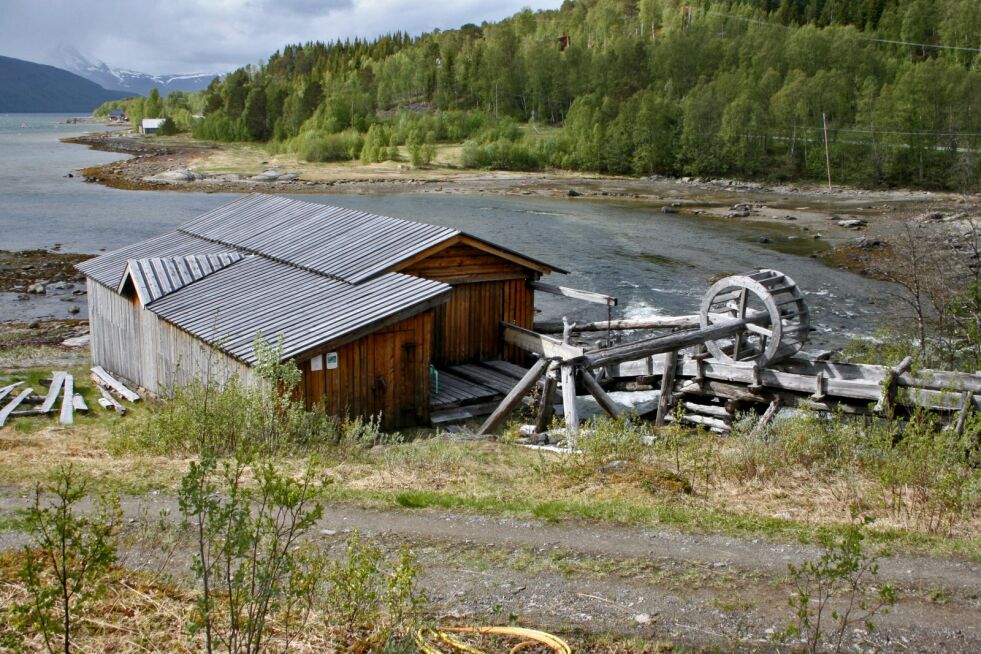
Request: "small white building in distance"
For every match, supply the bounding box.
[140,118,165,134]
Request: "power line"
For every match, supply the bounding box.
[703,10,981,54]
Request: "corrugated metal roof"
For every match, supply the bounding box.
[179,194,462,283]
[78,231,237,289]
[78,194,561,365]
[120,253,244,307]
[147,256,450,363]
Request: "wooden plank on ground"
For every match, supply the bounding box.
[0,383,23,404]
[59,375,74,426]
[72,394,89,413]
[531,281,617,306]
[39,372,67,413]
[90,366,140,402]
[0,388,34,427]
[96,386,126,415]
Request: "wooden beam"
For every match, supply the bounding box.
[501,322,584,360]
[655,351,679,426]
[91,366,141,402]
[535,316,701,333]
[680,413,730,431]
[581,368,621,419]
[0,388,34,427]
[59,375,74,426]
[561,363,579,435]
[476,359,549,436]
[682,401,730,418]
[584,315,770,369]
[531,281,617,306]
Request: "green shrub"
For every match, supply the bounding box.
[461,138,543,171]
[294,128,364,162]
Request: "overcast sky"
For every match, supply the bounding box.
[1,0,563,75]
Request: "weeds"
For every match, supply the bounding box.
[178,454,325,654]
[323,530,427,648]
[782,518,896,654]
[9,464,121,654]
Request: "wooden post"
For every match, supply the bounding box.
[822,112,832,191]
[581,368,621,419]
[534,362,559,434]
[732,288,747,359]
[476,358,549,436]
[954,390,973,436]
[751,397,783,436]
[655,350,678,426]
[875,355,914,415]
[561,363,579,436]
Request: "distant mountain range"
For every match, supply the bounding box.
[51,45,218,96]
[0,55,134,112]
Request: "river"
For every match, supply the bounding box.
[0,113,894,349]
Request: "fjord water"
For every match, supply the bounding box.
[0,114,894,347]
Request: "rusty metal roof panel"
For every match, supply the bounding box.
[120,253,244,307]
[146,256,451,364]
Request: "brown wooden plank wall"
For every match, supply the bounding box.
[300,312,432,430]
[403,243,537,366]
[402,243,529,283]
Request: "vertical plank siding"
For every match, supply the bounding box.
[86,238,540,430]
[301,312,432,430]
[403,243,538,366]
[87,279,252,395]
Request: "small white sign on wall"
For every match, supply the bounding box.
[326,352,339,369]
[310,354,323,371]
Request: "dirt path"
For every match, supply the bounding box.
[2,487,977,651]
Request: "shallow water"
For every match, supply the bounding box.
[0,114,894,348]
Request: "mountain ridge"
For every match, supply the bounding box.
[0,54,134,112]
[51,45,218,96]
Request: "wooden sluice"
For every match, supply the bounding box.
[476,269,980,438]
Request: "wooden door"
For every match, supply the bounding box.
[368,328,422,430]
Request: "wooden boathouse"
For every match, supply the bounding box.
[78,194,562,429]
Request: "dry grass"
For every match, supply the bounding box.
[1,405,977,557]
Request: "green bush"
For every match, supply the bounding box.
[461,138,543,171]
[293,129,364,162]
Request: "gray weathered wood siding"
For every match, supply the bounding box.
[87,279,252,395]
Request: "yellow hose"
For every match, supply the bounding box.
[415,626,572,654]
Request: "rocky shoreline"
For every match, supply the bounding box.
[61,130,981,273]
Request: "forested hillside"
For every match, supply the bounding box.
[110,0,980,190]
[0,55,133,112]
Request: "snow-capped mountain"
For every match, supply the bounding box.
[51,45,220,96]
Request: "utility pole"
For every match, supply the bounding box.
[822,112,832,191]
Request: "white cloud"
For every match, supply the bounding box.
[0,0,563,74]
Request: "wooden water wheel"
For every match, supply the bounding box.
[698,269,809,366]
